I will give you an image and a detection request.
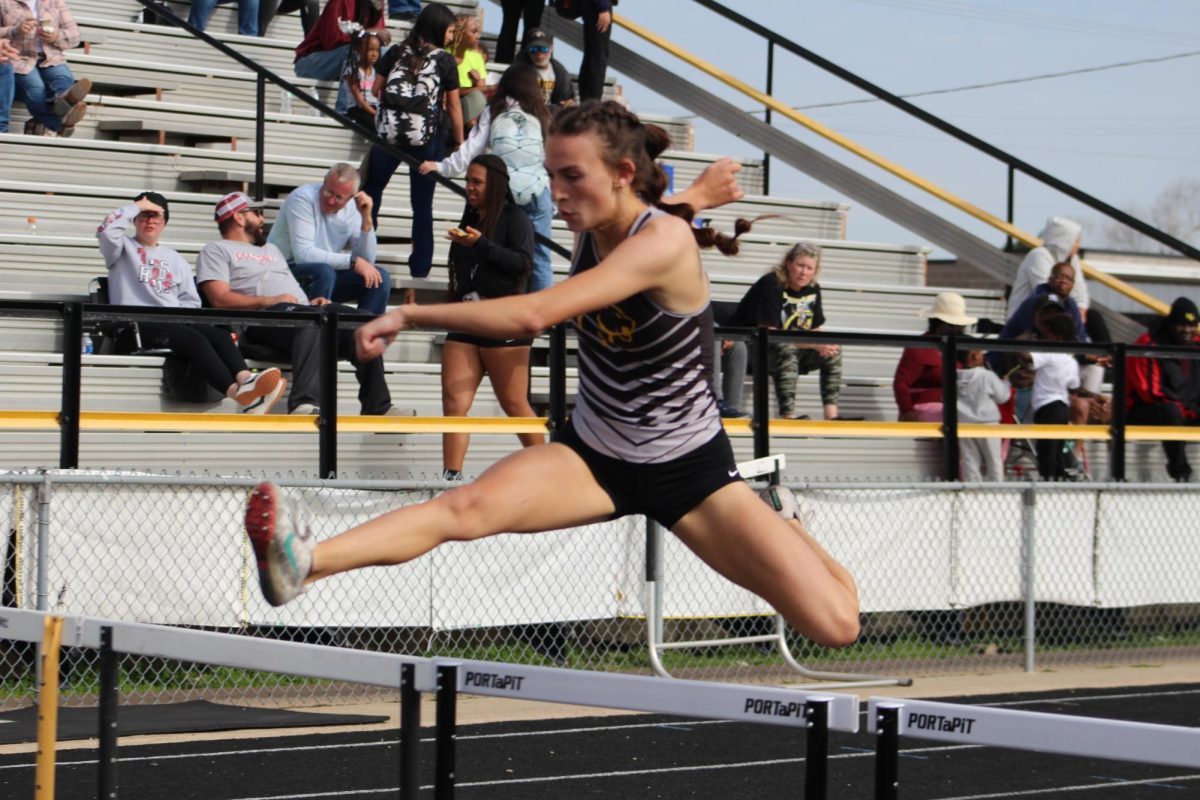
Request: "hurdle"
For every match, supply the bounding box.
[645,454,911,690]
[0,607,858,800]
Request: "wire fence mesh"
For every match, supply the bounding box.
[1,471,1197,709]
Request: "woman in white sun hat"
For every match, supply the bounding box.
[893,292,976,422]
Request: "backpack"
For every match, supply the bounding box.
[489,107,547,205]
[377,45,445,147]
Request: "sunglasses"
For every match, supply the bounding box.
[135,212,164,222]
[528,46,550,54]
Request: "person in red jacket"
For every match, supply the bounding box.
[1126,297,1200,482]
[893,292,976,421]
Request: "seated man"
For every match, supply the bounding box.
[198,191,407,417]
[267,163,392,316]
[1127,297,1200,482]
[96,191,285,413]
[0,0,90,136]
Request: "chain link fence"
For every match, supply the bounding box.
[1,470,1197,709]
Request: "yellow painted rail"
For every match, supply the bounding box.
[3,411,1198,442]
[613,12,1170,317]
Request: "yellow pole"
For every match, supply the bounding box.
[34,615,63,800]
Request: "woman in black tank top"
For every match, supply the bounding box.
[245,102,861,649]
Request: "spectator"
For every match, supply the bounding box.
[387,0,420,22]
[440,155,542,480]
[197,191,407,417]
[365,2,461,298]
[267,163,392,316]
[0,0,89,137]
[1001,262,1087,344]
[450,11,488,126]
[515,28,576,113]
[292,0,387,115]
[733,242,844,420]
[96,192,286,413]
[259,0,319,37]
[894,292,976,421]
[0,39,17,134]
[419,64,554,292]
[956,349,1010,481]
[495,0,542,65]
[1017,312,1093,481]
[573,0,613,102]
[344,30,382,131]
[1008,216,1088,320]
[187,0,258,36]
[1127,297,1200,482]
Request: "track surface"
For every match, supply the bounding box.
[1,683,1197,799]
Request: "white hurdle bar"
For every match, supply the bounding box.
[867,696,1200,800]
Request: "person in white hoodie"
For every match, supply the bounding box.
[956,349,1012,481]
[1006,216,1088,320]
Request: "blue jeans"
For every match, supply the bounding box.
[519,185,554,291]
[289,261,393,316]
[388,0,421,13]
[14,62,76,131]
[362,139,444,278]
[188,0,260,36]
[0,63,13,133]
[293,44,353,113]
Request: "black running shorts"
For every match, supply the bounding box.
[553,420,742,528]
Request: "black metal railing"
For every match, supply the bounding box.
[7,299,1200,482]
[688,0,1199,261]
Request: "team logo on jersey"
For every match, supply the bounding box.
[580,306,636,348]
[137,248,177,295]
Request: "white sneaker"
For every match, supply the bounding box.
[235,368,286,414]
[382,405,418,416]
[290,403,319,415]
[244,482,313,607]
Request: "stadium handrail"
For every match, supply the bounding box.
[7,300,1200,482]
[612,7,1179,316]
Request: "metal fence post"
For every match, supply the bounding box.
[1021,485,1037,672]
[1110,343,1126,481]
[60,302,83,469]
[318,308,339,479]
[254,73,266,201]
[98,625,119,799]
[753,327,771,459]
[940,333,959,481]
[548,323,567,434]
[435,663,458,800]
[399,662,419,799]
[34,471,51,687]
[804,698,829,800]
[874,703,901,800]
[763,40,773,195]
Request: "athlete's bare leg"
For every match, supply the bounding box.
[307,442,616,582]
[670,481,860,647]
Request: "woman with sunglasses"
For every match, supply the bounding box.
[245,101,860,650]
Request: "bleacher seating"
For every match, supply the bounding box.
[0,0,1174,482]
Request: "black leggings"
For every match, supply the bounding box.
[1033,400,1070,480]
[495,0,544,64]
[1128,401,1199,480]
[139,322,246,395]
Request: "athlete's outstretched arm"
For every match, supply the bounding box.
[357,214,697,360]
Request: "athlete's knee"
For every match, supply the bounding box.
[438,483,493,541]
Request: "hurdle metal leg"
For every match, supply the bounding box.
[435,664,458,800]
[804,698,829,800]
[874,703,901,800]
[97,625,119,799]
[399,662,420,800]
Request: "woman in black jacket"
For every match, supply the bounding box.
[440,154,543,480]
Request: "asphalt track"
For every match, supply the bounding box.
[1,683,1197,799]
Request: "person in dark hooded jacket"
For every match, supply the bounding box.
[1126,297,1200,481]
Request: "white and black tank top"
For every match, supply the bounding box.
[568,207,723,463]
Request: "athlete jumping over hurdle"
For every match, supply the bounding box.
[245,101,860,648]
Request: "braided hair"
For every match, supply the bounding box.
[549,100,752,255]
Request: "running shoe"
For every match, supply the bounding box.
[235,368,286,414]
[245,482,313,606]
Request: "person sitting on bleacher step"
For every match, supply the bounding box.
[0,0,90,137]
[198,191,411,417]
[268,162,393,316]
[96,192,287,414]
